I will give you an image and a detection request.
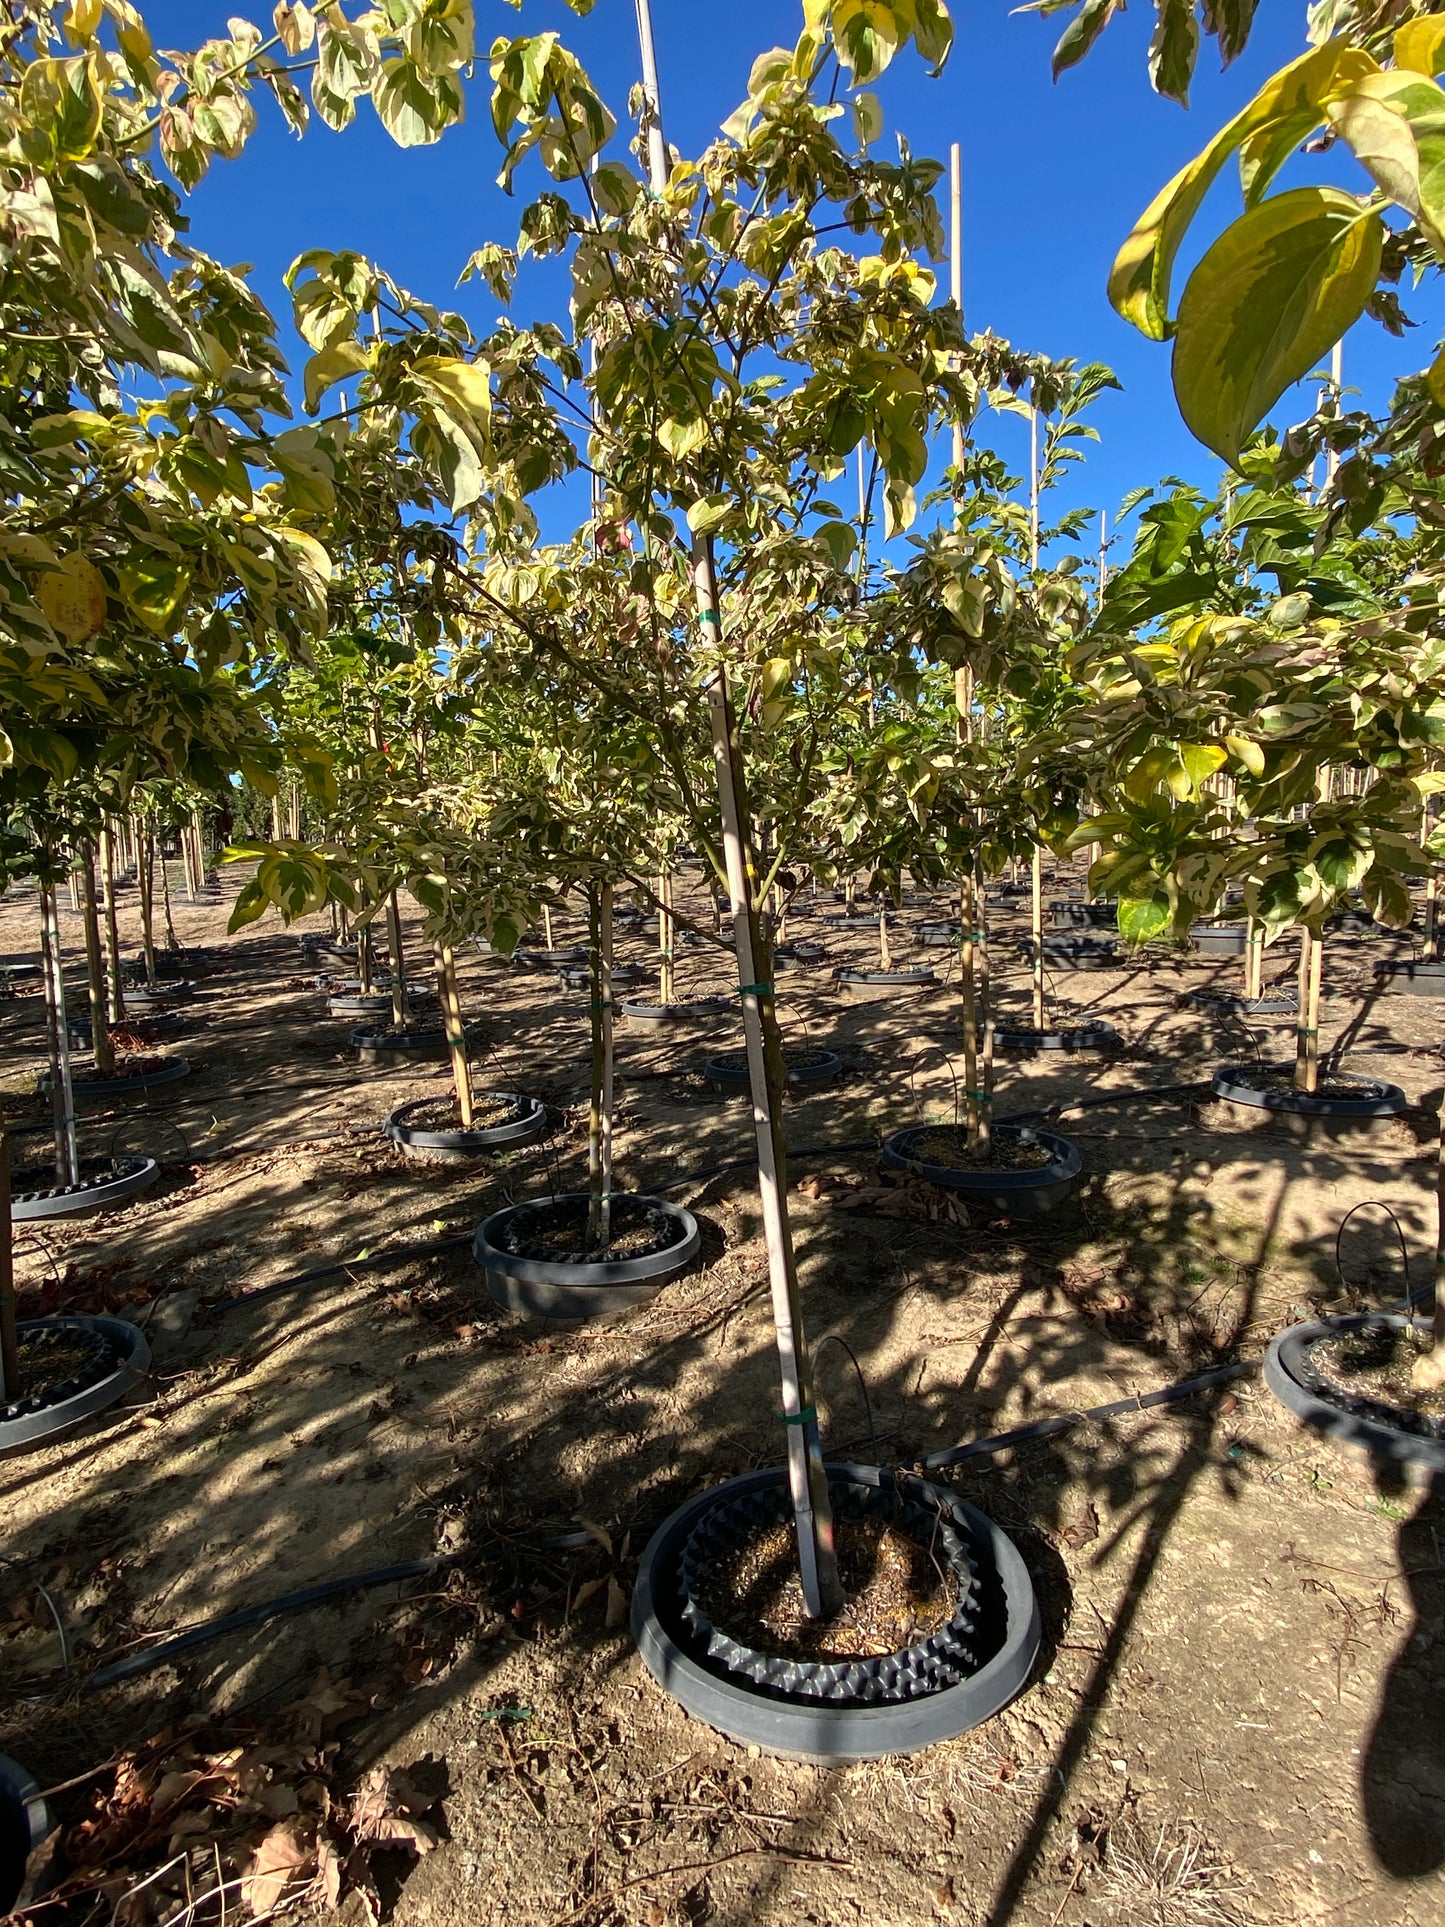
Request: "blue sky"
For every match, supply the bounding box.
[145,2,1436,559]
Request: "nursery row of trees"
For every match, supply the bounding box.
[8,0,1445,1599]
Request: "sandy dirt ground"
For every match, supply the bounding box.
[1,858,1443,1927]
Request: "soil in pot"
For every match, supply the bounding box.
[1306,1325,1445,1437]
[393,1094,521,1133]
[493,1193,683,1266]
[696,1511,959,1665]
[0,1322,116,1421]
[1230,1065,1388,1103]
[904,1126,1053,1173]
[708,1046,835,1075]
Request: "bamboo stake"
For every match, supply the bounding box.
[39,879,78,1186]
[1424,798,1438,962]
[99,824,125,1025]
[587,884,607,1245]
[1098,510,1108,605]
[1295,926,1322,1093]
[960,871,980,1144]
[949,141,964,489]
[976,868,994,1155]
[1031,845,1044,1029]
[600,879,614,1244]
[658,870,674,1007]
[0,1134,17,1405]
[633,0,669,192]
[138,824,158,989]
[694,531,842,1620]
[542,903,555,951]
[158,839,180,951]
[878,904,892,973]
[1244,917,1263,1002]
[436,942,473,1127]
[358,920,373,997]
[79,844,115,1077]
[1029,405,1041,570]
[385,889,409,1028]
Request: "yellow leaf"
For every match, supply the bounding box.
[1395,17,1445,77]
[35,553,107,642]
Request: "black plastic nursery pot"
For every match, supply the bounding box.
[834,965,936,999]
[1049,900,1117,930]
[1264,1314,1445,1471]
[475,1191,701,1319]
[1190,920,1249,958]
[327,991,394,1020]
[880,1122,1082,1218]
[38,1054,190,1100]
[1209,1062,1408,1131]
[349,1023,481,1066]
[703,1048,844,1094]
[631,1461,1041,1763]
[621,996,731,1031]
[1019,936,1118,970]
[775,940,828,967]
[0,1755,48,1915]
[1182,987,1296,1016]
[0,1315,152,1455]
[824,913,891,930]
[994,1020,1119,1055]
[1374,958,1445,998]
[125,979,195,1005]
[914,921,961,947]
[385,1092,547,1162]
[10,1155,159,1223]
[68,1009,187,1045]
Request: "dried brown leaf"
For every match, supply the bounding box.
[242,1819,314,1916]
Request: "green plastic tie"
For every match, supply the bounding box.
[739,980,772,997]
[962,1088,991,1099]
[773,1403,818,1426]
[590,1000,613,1012]
[698,607,721,625]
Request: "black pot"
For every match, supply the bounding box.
[1210,1062,1408,1121]
[0,1315,151,1455]
[0,1756,48,1914]
[475,1192,700,1318]
[631,1462,1040,1762]
[834,966,936,996]
[10,1155,159,1224]
[327,992,394,1019]
[1049,900,1116,930]
[1182,987,1297,1016]
[704,1049,843,1093]
[994,1021,1119,1054]
[1265,1314,1445,1470]
[1374,959,1445,997]
[385,1092,547,1161]
[1190,920,1249,957]
[126,979,195,1006]
[825,913,892,930]
[37,1055,190,1100]
[68,1009,187,1045]
[350,1023,480,1065]
[775,940,827,966]
[914,921,961,947]
[621,997,731,1030]
[879,1123,1081,1217]
[1019,936,1118,969]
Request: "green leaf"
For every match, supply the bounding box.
[1052,0,1122,80]
[373,57,464,148]
[852,90,882,146]
[21,54,103,163]
[1225,732,1266,776]
[1149,0,1199,107]
[1171,187,1384,466]
[1327,69,1445,254]
[1178,742,1227,792]
[227,876,270,932]
[1117,891,1172,943]
[686,494,732,535]
[1109,40,1376,340]
[302,338,372,415]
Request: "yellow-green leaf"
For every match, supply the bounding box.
[35,552,107,641]
[1327,69,1445,254]
[1172,187,1383,466]
[1394,17,1445,77]
[1225,732,1266,776]
[301,338,372,415]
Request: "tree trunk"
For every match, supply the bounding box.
[1031,845,1044,1029]
[1295,925,1322,1093]
[658,870,674,1007]
[79,844,116,1077]
[0,1134,19,1406]
[435,942,473,1127]
[39,880,78,1186]
[586,881,616,1247]
[192,809,207,890]
[975,868,994,1154]
[1244,918,1263,1001]
[960,872,981,1143]
[695,531,842,1621]
[386,890,410,1028]
[878,905,892,972]
[159,842,180,950]
[358,921,373,997]
[542,903,555,951]
[138,826,158,989]
[99,825,125,1025]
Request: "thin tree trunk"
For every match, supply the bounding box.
[1031,845,1044,1029]
[1425,799,1438,961]
[542,903,555,951]
[436,942,473,1127]
[600,880,614,1243]
[39,880,78,1186]
[961,872,981,1143]
[79,844,116,1077]
[358,921,373,997]
[1244,918,1263,1001]
[386,890,409,1028]
[138,826,158,988]
[99,825,125,1025]
[976,867,994,1155]
[695,530,841,1621]
[844,876,855,912]
[658,870,674,1006]
[879,905,892,972]
[0,1134,17,1405]
[192,809,207,889]
[270,792,283,842]
[1295,926,1322,1093]
[159,842,180,950]
[587,883,606,1244]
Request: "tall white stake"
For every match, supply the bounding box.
[634,0,669,191]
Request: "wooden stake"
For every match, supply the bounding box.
[1029,405,1041,570]
[543,903,555,951]
[949,141,964,488]
[600,879,614,1243]
[385,890,409,1028]
[658,870,674,1007]
[39,880,78,1186]
[1245,918,1263,1002]
[1295,926,1322,1093]
[633,0,670,192]
[960,871,980,1144]
[976,868,993,1156]
[79,844,115,1077]
[695,530,841,1620]
[436,942,473,1127]
[1031,845,1044,1029]
[99,825,125,1025]
[138,824,158,989]
[0,1134,19,1405]
[878,904,892,973]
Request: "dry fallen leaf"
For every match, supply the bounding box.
[1060,1503,1100,1551]
[349,1767,438,1854]
[242,1819,315,1916]
[605,1574,629,1631]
